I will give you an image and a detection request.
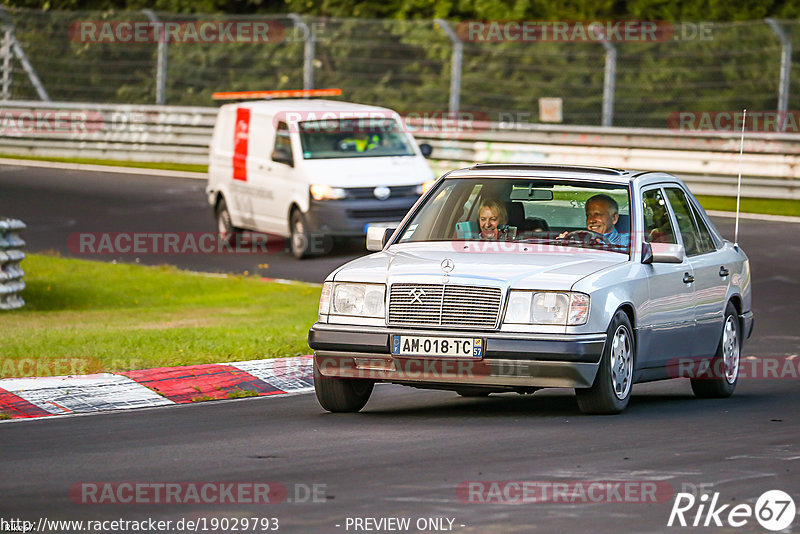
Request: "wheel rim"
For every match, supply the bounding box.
[610,325,633,400]
[722,315,739,384]
[292,217,306,254]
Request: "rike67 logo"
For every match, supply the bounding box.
[668,490,795,531]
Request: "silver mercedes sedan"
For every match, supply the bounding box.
[308,164,754,414]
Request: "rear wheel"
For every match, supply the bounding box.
[691,302,739,398]
[314,361,374,412]
[216,198,242,244]
[576,310,635,415]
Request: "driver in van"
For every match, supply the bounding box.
[558,194,630,246]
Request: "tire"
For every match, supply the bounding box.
[290,210,333,258]
[215,198,242,244]
[313,360,374,413]
[576,310,635,415]
[290,210,312,259]
[690,302,739,398]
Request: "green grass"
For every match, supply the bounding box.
[695,195,800,217]
[0,253,319,378]
[0,153,207,174]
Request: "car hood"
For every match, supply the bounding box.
[332,242,629,290]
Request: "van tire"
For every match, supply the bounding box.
[290,210,312,259]
[216,198,242,244]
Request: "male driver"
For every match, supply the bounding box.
[559,194,629,247]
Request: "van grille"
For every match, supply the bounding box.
[388,283,502,329]
[347,208,412,220]
[347,186,419,199]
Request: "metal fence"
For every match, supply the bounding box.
[2,9,800,129]
[0,218,25,310]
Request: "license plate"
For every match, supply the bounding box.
[391,335,483,358]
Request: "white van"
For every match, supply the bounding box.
[206,98,435,258]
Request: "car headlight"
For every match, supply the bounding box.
[504,291,589,326]
[330,283,386,317]
[310,184,347,201]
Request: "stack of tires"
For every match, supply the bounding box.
[0,218,26,310]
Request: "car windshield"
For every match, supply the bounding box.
[397,177,631,254]
[298,118,416,159]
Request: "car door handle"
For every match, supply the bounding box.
[719,266,730,277]
[683,272,695,284]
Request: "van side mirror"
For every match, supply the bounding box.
[418,143,433,158]
[366,226,395,251]
[642,242,685,264]
[271,149,294,167]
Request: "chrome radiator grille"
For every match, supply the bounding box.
[388,283,502,328]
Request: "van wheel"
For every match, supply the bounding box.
[290,210,312,259]
[691,302,739,398]
[216,198,242,243]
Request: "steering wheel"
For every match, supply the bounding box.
[560,229,611,245]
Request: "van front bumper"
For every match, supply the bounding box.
[308,323,606,389]
[306,197,418,237]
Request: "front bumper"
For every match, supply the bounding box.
[305,197,418,237]
[308,323,606,389]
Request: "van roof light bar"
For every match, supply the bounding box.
[212,88,342,101]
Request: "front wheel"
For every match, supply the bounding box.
[314,361,374,412]
[576,310,635,415]
[690,302,739,398]
[290,210,312,259]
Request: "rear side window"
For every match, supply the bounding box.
[688,200,717,252]
[664,187,714,255]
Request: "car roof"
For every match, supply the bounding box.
[226,98,396,118]
[446,163,678,186]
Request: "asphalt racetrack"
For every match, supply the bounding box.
[1,164,799,533]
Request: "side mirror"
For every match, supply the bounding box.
[271,149,294,167]
[642,242,685,264]
[366,226,395,251]
[418,143,433,158]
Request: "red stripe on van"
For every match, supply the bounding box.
[233,107,250,181]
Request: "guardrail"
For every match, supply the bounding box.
[1,100,799,199]
[0,218,25,310]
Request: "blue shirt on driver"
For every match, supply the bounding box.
[604,227,630,247]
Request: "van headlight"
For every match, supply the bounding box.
[415,180,436,195]
[504,291,589,326]
[310,184,347,200]
[330,283,386,317]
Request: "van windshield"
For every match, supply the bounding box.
[298,118,416,159]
